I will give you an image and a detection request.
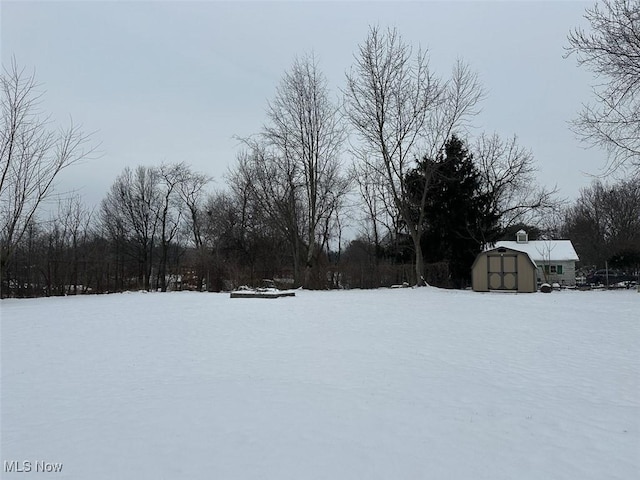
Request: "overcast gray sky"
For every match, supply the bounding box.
[2,0,606,212]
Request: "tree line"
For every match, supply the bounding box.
[3,10,640,297]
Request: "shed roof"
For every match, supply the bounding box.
[476,246,538,269]
[492,240,579,262]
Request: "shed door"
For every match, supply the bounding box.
[487,254,518,290]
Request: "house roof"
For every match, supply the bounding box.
[492,240,579,262]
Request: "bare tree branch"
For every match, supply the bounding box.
[1,59,95,288]
[566,0,640,174]
[474,133,563,234]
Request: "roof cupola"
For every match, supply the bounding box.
[516,230,528,244]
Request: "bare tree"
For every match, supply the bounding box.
[351,156,398,255]
[100,166,161,291]
[197,183,294,290]
[474,133,561,237]
[177,166,211,249]
[344,26,484,285]
[563,176,640,268]
[156,163,185,291]
[0,59,94,293]
[228,144,306,285]
[535,240,557,285]
[566,0,640,174]
[176,165,212,290]
[233,53,348,288]
[55,195,93,294]
[263,53,348,287]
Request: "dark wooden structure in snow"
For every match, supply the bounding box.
[230,290,296,299]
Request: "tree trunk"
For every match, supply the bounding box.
[159,241,168,292]
[304,235,316,289]
[411,230,426,286]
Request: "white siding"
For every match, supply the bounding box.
[535,261,577,286]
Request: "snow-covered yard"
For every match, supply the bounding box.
[1,288,638,479]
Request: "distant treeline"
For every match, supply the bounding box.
[4,156,638,298]
[3,23,640,297]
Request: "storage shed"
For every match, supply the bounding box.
[472,247,538,293]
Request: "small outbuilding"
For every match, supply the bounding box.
[472,246,538,293]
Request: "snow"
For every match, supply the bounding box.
[493,240,580,262]
[1,288,638,479]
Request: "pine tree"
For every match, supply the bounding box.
[406,135,499,287]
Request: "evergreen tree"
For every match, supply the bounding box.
[406,135,499,287]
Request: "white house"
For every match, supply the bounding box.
[493,230,580,286]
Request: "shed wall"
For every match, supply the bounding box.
[517,254,537,292]
[472,255,488,291]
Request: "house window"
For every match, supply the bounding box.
[543,265,563,275]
